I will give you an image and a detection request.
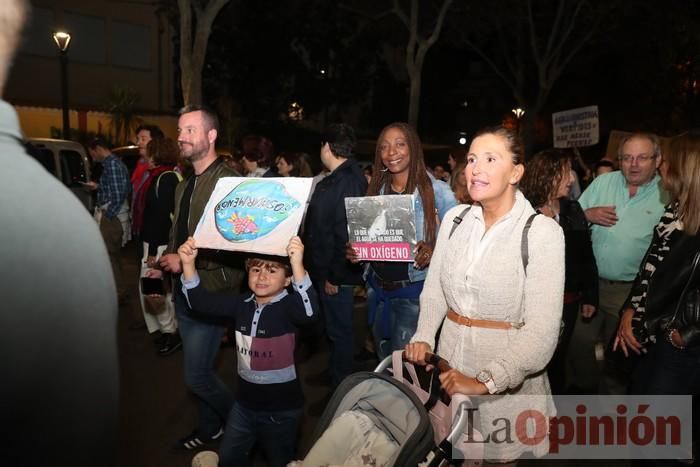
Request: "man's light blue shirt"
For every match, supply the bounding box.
[578,171,668,281]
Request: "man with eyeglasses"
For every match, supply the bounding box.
[567,132,669,394]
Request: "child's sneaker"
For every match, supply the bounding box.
[191,450,219,467]
[178,427,224,450]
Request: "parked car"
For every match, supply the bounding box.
[25,138,94,212]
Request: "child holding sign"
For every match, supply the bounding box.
[178,235,318,467]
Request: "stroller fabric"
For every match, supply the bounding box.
[290,410,398,466]
[302,372,434,466]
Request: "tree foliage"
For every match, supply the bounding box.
[106,86,143,145]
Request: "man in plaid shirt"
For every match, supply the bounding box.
[86,137,131,302]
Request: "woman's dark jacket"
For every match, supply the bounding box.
[560,198,599,306]
[142,170,179,256]
[627,229,700,346]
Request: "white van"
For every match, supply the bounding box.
[26,138,94,212]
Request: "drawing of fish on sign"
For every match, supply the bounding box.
[214,180,301,242]
[226,213,259,235]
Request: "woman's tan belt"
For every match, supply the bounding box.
[446,309,524,329]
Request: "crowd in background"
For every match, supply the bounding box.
[2,0,696,463]
[84,112,698,466]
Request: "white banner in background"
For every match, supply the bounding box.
[552,105,600,148]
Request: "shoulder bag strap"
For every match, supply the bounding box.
[449,206,472,239]
[521,213,539,274]
[156,170,184,199]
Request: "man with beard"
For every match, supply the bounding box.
[159,105,243,449]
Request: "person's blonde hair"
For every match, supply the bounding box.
[664,131,700,234]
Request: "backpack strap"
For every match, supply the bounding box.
[156,170,183,199]
[450,206,538,275]
[521,213,539,274]
[449,206,472,239]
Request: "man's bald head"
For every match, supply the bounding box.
[0,0,28,93]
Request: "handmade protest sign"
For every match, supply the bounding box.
[194,177,313,256]
[552,105,599,148]
[345,194,417,262]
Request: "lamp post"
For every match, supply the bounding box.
[53,31,71,139]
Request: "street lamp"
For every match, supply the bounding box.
[53,31,71,139]
[511,107,525,134]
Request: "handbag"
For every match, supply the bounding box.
[665,251,700,346]
[635,251,700,348]
[143,293,167,315]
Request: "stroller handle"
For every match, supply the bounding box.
[424,352,451,373]
[374,351,451,374]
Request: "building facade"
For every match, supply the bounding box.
[6,0,177,139]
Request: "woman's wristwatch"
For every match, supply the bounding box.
[476,369,497,394]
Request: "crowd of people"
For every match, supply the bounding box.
[4,84,690,466]
[1,0,696,465]
[74,104,696,466]
[4,43,693,467]
[80,107,692,466]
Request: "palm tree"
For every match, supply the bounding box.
[106,86,143,145]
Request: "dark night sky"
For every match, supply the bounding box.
[192,0,699,161]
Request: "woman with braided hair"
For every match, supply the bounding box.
[350,122,457,358]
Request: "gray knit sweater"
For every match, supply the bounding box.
[411,190,565,460]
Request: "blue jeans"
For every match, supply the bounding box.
[175,291,234,437]
[218,401,302,467]
[630,338,700,395]
[630,339,700,467]
[367,286,420,360]
[320,284,355,387]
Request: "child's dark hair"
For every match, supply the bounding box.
[245,257,292,277]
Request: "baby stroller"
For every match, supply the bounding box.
[295,351,483,466]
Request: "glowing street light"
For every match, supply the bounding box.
[511,107,525,119]
[511,107,525,134]
[53,31,71,52]
[53,31,72,139]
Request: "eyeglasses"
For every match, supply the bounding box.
[618,154,657,164]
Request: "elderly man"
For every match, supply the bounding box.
[568,132,668,393]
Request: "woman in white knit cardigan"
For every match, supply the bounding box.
[406,126,565,464]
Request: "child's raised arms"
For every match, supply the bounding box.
[178,237,199,280]
[286,236,306,283]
